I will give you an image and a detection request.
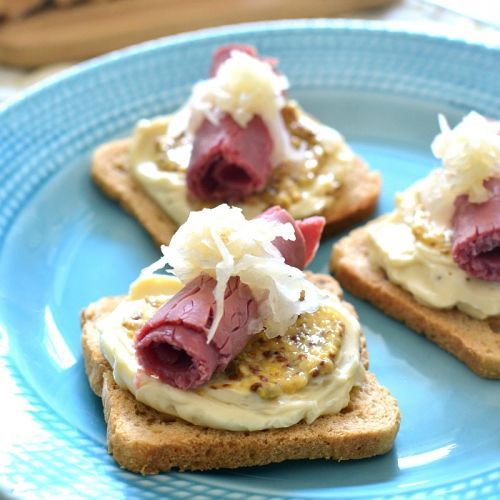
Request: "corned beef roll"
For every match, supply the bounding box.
[187,114,273,201]
[452,177,500,281]
[135,275,258,390]
[135,208,325,390]
[186,44,277,201]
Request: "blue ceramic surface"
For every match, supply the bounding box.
[0,20,499,499]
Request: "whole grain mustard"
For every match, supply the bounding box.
[212,306,344,399]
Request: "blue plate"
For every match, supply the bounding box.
[0,20,499,499]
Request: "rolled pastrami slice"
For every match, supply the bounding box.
[186,45,276,201]
[187,114,273,201]
[259,206,326,270]
[135,274,259,390]
[452,177,500,281]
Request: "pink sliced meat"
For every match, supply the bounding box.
[296,216,326,267]
[134,207,325,390]
[210,44,257,77]
[452,177,500,281]
[135,275,259,390]
[187,45,276,201]
[259,206,325,269]
[210,43,278,77]
[187,114,273,201]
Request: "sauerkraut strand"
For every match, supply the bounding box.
[142,205,326,342]
[430,112,500,203]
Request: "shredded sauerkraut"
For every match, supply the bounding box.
[431,112,500,202]
[398,112,500,229]
[166,49,302,166]
[142,205,326,342]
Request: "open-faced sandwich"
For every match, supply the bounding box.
[82,204,399,473]
[331,112,500,379]
[92,44,380,246]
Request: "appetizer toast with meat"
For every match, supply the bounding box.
[82,205,399,473]
[91,44,380,246]
[82,274,399,473]
[331,113,500,378]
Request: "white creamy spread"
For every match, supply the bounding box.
[366,112,500,319]
[367,214,500,319]
[129,112,354,225]
[99,275,366,432]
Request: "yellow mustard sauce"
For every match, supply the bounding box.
[211,305,345,399]
[146,102,339,212]
[121,313,144,339]
[156,133,193,173]
[405,206,452,255]
[250,103,331,210]
[121,296,167,340]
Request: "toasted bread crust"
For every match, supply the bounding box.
[91,139,380,246]
[330,226,500,379]
[81,273,400,473]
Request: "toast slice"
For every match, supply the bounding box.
[81,273,400,473]
[91,139,381,246]
[330,226,500,379]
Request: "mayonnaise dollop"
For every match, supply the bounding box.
[367,214,500,319]
[99,275,365,431]
[366,112,500,319]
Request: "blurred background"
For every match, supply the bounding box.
[0,0,498,102]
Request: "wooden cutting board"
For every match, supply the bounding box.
[0,0,396,67]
